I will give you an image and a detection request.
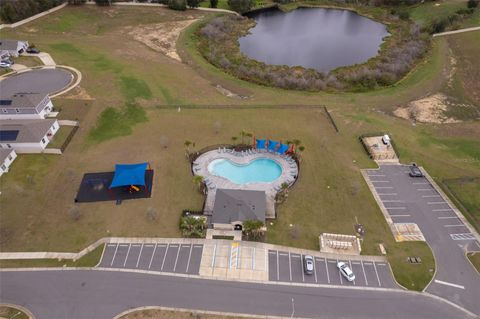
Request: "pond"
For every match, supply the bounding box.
[239,7,389,72]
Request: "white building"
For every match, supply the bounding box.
[0,119,59,153]
[0,93,54,119]
[0,39,29,57]
[0,149,17,177]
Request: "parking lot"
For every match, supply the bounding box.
[268,250,398,288]
[98,242,203,275]
[365,164,480,313]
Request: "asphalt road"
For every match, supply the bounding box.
[0,270,475,319]
[0,68,73,98]
[366,165,480,315]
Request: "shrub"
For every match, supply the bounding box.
[227,0,255,13]
[467,0,479,8]
[210,0,218,7]
[95,0,112,5]
[187,0,201,8]
[68,0,86,4]
[169,0,187,10]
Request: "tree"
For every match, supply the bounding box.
[68,0,86,4]
[184,140,193,154]
[168,0,187,10]
[231,136,238,145]
[297,145,305,161]
[243,220,264,240]
[192,175,205,193]
[239,130,249,144]
[95,0,112,5]
[245,132,253,144]
[180,216,206,238]
[227,0,254,13]
[210,0,218,8]
[467,0,478,8]
[187,0,201,7]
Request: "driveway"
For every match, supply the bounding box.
[0,270,475,319]
[364,164,480,315]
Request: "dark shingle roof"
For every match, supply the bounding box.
[212,189,266,224]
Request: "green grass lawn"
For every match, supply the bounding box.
[0,244,104,268]
[0,5,478,291]
[409,0,468,28]
[13,55,43,67]
[0,306,29,319]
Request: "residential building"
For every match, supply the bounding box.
[211,188,266,230]
[0,149,17,177]
[0,93,54,119]
[0,119,59,153]
[0,39,29,57]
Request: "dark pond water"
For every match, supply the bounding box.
[240,7,389,72]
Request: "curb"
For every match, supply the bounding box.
[0,303,36,319]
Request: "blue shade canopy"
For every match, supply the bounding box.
[109,163,148,188]
[256,139,266,149]
[276,143,289,154]
[268,140,278,152]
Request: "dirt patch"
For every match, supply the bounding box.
[394,93,461,124]
[62,86,94,100]
[127,19,199,62]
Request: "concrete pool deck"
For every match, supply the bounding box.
[193,149,299,219]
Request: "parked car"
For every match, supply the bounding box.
[303,255,314,275]
[0,60,12,68]
[409,163,424,177]
[337,261,355,282]
[382,134,391,145]
[26,47,40,54]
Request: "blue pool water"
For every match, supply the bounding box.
[208,158,282,184]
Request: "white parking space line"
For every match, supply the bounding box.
[337,259,342,285]
[373,262,381,287]
[434,280,465,289]
[288,253,292,281]
[186,244,193,273]
[378,193,397,195]
[361,261,368,286]
[369,174,386,177]
[377,263,386,266]
[413,182,429,185]
[123,244,132,267]
[173,245,181,271]
[422,195,440,198]
[375,186,394,189]
[211,244,217,268]
[352,262,360,265]
[313,258,318,283]
[390,214,411,217]
[417,189,433,191]
[276,250,280,281]
[193,245,203,248]
[148,244,157,269]
[349,260,355,286]
[386,207,407,210]
[324,258,330,284]
[444,224,466,228]
[371,181,390,183]
[161,243,169,271]
[438,216,459,219]
[383,200,404,203]
[136,244,144,268]
[279,253,288,256]
[428,202,446,205]
[433,208,453,212]
[110,243,119,266]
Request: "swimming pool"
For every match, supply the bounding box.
[208,158,282,184]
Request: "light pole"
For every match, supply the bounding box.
[291,297,295,318]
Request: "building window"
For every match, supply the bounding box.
[7,155,12,160]
[1,165,6,171]
[41,138,46,144]
[1,109,6,113]
[15,108,20,113]
[6,144,11,148]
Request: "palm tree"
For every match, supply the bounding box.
[184,140,192,154]
[297,145,305,161]
[243,220,264,240]
[192,175,204,193]
[292,139,302,147]
[245,132,253,145]
[231,136,238,145]
[240,130,251,145]
[180,216,206,238]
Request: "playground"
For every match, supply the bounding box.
[75,163,154,203]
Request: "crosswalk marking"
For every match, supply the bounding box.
[450,233,476,241]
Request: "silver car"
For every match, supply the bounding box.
[337,261,355,282]
[303,255,314,275]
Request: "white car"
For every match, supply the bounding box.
[337,261,355,282]
[0,60,12,68]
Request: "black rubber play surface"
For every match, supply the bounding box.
[75,170,154,203]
